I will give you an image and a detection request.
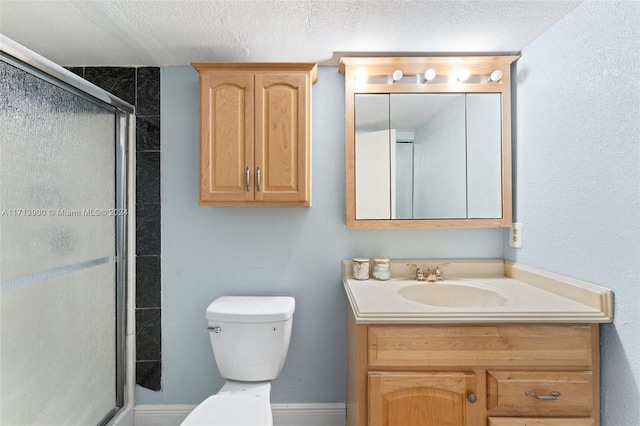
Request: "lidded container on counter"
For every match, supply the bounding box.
[352,258,370,280]
[372,258,391,280]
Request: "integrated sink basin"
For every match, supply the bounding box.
[397,282,508,308]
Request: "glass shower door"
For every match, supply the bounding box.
[0,43,130,426]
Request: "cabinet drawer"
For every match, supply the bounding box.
[487,371,592,416]
[368,325,594,369]
[488,418,594,426]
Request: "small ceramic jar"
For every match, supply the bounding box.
[372,258,391,280]
[352,258,370,280]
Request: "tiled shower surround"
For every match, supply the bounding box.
[68,66,162,391]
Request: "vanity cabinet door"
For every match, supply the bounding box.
[368,371,480,426]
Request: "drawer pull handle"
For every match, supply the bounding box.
[245,166,251,192]
[525,391,561,401]
[467,393,478,403]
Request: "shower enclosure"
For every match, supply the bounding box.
[0,36,133,425]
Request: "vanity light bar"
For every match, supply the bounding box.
[355,68,505,85]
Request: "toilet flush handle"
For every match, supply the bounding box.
[208,326,222,333]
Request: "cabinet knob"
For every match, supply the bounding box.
[467,393,478,403]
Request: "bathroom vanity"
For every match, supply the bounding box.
[343,259,613,426]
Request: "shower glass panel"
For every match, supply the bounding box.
[0,43,130,426]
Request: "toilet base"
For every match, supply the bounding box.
[181,381,272,426]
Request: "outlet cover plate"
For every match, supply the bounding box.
[509,222,523,248]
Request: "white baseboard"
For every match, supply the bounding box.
[134,403,345,426]
[135,405,191,426]
[272,404,345,426]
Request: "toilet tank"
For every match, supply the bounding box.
[206,296,295,381]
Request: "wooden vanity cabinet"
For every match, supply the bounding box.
[347,307,601,426]
[192,63,317,207]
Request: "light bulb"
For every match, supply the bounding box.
[456,69,470,82]
[392,69,403,83]
[489,70,503,83]
[424,69,436,82]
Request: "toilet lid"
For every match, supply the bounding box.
[181,394,271,426]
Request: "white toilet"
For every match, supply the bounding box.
[181,296,296,426]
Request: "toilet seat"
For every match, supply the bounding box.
[181,394,271,426]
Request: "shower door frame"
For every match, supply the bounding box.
[0,35,134,426]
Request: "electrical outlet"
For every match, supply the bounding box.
[509,222,523,248]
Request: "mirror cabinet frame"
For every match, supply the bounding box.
[339,56,519,229]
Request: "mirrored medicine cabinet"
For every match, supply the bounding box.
[340,56,519,229]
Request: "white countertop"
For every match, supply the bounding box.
[343,259,614,324]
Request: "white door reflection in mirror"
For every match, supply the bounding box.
[355,129,392,219]
[355,94,391,219]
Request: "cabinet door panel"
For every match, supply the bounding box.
[200,73,254,202]
[255,74,309,204]
[368,371,479,426]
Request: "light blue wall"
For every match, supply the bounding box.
[504,1,640,425]
[136,65,504,404]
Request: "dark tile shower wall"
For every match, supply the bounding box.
[69,67,162,391]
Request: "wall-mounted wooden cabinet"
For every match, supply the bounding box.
[192,63,317,207]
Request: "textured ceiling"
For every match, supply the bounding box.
[0,0,581,66]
